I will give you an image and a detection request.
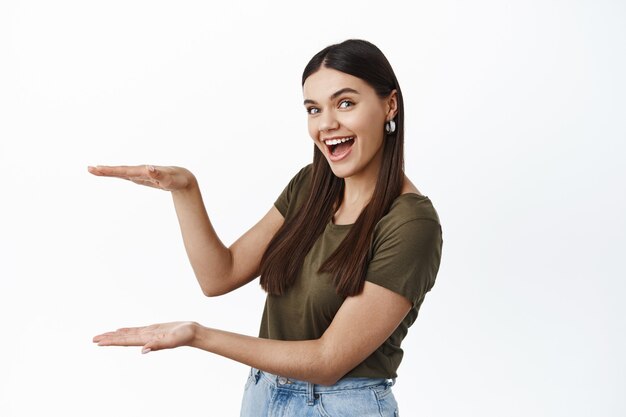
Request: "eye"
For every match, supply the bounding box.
[306,107,320,115]
[339,100,354,109]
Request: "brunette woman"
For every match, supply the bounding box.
[91,39,443,417]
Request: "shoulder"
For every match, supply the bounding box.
[380,193,441,228]
[287,163,314,201]
[371,194,442,250]
[366,194,443,307]
[294,163,314,185]
[274,164,314,218]
[284,163,313,193]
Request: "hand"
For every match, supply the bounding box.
[93,321,198,354]
[87,164,196,192]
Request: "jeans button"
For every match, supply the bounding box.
[278,376,288,385]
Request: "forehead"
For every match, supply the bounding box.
[303,67,371,99]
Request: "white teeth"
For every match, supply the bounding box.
[324,136,354,146]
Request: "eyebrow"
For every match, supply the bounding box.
[303,87,360,105]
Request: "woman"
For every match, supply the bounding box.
[91,39,443,417]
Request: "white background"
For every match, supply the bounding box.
[1,0,624,416]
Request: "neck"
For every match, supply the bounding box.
[341,151,382,209]
[331,174,376,225]
[342,173,376,207]
[331,164,378,226]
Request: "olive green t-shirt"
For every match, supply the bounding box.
[258,164,443,379]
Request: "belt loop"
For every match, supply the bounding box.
[254,368,261,384]
[306,382,315,406]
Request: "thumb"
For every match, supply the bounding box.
[147,165,159,177]
[142,343,158,354]
[142,335,168,353]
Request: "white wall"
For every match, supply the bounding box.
[1,0,624,416]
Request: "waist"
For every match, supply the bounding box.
[253,367,395,392]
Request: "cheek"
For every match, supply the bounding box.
[307,119,317,140]
[345,108,384,139]
[307,122,326,153]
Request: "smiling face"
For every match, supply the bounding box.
[303,66,397,181]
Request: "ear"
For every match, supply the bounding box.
[385,89,399,120]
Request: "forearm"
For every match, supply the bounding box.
[170,179,232,295]
[189,323,338,385]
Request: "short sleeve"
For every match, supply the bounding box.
[274,164,312,218]
[365,219,443,308]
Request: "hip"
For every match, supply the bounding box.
[240,367,400,417]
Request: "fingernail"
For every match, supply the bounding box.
[148,165,155,172]
[142,348,151,354]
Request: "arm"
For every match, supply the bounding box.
[171,180,284,296]
[93,281,411,386]
[88,164,284,297]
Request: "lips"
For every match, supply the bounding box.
[324,135,355,145]
[323,136,355,162]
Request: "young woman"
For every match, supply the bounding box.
[91,39,443,417]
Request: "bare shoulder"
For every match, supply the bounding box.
[401,175,424,196]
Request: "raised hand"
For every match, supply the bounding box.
[87,164,196,192]
[93,321,198,354]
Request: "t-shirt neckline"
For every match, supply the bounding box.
[328,193,429,230]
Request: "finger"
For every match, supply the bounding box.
[95,333,147,347]
[93,325,153,342]
[147,165,159,178]
[145,166,168,186]
[88,165,154,180]
[141,334,169,354]
[128,178,161,188]
[93,331,127,342]
[87,165,131,177]
[142,340,157,353]
[114,326,147,333]
[87,166,107,176]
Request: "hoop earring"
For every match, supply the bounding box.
[385,119,396,134]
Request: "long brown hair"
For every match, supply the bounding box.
[260,39,405,297]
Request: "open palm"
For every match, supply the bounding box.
[87,164,195,191]
[93,321,197,353]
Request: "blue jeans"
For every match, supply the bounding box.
[240,367,400,417]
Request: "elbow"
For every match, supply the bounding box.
[315,374,341,386]
[314,344,347,386]
[197,271,233,297]
[313,366,344,386]
[199,279,227,297]
[201,288,220,297]
[200,284,227,297]
[197,268,237,297]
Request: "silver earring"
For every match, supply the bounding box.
[385,119,396,134]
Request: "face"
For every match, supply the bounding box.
[302,66,397,180]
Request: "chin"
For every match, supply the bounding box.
[327,163,354,180]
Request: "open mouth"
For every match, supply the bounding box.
[324,136,355,157]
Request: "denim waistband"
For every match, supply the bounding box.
[250,367,395,406]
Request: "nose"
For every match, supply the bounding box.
[318,111,339,133]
